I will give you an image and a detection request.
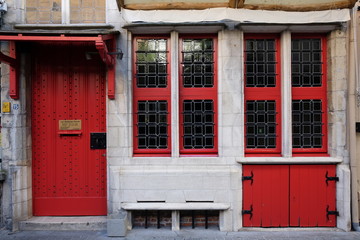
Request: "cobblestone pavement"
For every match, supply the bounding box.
[1,229,360,240]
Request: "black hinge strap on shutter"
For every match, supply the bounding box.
[242,205,253,220]
[242,171,254,185]
[326,205,339,220]
[325,171,339,186]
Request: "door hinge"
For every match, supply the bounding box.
[326,205,339,220]
[242,205,253,220]
[325,171,339,186]
[242,171,254,185]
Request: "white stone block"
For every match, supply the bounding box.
[166,190,186,203]
[107,219,127,237]
[136,190,167,202]
[120,190,137,203]
[214,190,230,203]
[222,127,233,147]
[184,190,215,202]
[219,210,232,231]
[107,127,119,147]
[172,211,180,231]
[202,176,230,190]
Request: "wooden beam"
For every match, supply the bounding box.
[116,0,125,10]
[123,0,356,11]
[243,1,357,12]
[228,0,237,8]
[124,2,228,10]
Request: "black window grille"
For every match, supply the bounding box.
[181,39,214,88]
[246,100,277,148]
[292,99,323,148]
[245,39,277,87]
[183,100,214,149]
[136,39,168,88]
[292,39,322,87]
[137,100,168,149]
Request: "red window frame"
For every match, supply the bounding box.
[133,35,171,156]
[179,35,218,155]
[244,34,282,156]
[292,35,328,155]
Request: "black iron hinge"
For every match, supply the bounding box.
[326,205,339,220]
[242,171,254,185]
[242,205,253,220]
[325,171,339,186]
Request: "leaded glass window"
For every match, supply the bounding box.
[183,100,214,149]
[137,100,168,149]
[292,39,323,87]
[245,39,277,87]
[292,100,323,148]
[246,100,277,149]
[181,39,214,88]
[135,39,168,88]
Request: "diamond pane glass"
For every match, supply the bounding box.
[182,100,214,149]
[291,39,323,87]
[181,39,214,88]
[292,100,323,148]
[136,39,168,88]
[245,39,277,87]
[246,100,277,148]
[137,100,168,149]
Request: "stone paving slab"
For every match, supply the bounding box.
[1,229,360,240]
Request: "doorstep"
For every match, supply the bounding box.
[18,216,107,231]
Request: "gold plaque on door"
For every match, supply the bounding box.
[59,120,82,130]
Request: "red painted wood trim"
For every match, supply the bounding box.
[9,41,18,99]
[0,34,106,42]
[132,36,172,155]
[107,37,117,99]
[244,34,282,154]
[0,51,16,66]
[179,35,218,155]
[0,34,117,100]
[292,35,327,154]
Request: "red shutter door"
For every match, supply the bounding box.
[290,165,337,227]
[243,165,337,227]
[32,42,107,215]
[242,165,289,227]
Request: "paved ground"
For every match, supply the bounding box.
[1,228,360,240]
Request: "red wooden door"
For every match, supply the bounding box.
[290,165,337,227]
[32,42,107,215]
[242,165,290,227]
[243,165,337,227]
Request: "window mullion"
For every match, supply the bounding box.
[62,0,70,24]
[281,31,292,157]
[171,31,180,158]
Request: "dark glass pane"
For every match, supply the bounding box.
[245,100,277,149]
[291,38,323,87]
[135,39,168,88]
[292,99,323,148]
[182,100,214,149]
[181,39,214,88]
[245,39,277,87]
[136,100,169,149]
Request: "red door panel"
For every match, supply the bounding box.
[32,42,107,215]
[290,165,337,227]
[242,165,289,227]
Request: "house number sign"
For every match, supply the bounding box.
[59,120,82,130]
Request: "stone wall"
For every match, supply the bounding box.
[25,0,106,24]
[107,24,352,231]
[0,41,32,231]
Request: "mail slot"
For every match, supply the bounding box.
[90,133,106,149]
